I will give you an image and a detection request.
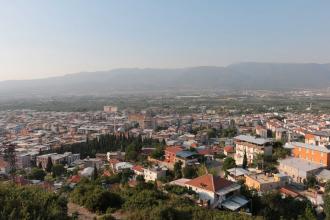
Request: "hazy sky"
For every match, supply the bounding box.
[0,0,329,81]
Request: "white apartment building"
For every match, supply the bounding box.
[234,135,273,165]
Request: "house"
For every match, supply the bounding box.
[185,174,248,210]
[164,146,183,163]
[144,166,167,182]
[255,126,268,138]
[107,151,125,161]
[83,157,103,169]
[15,153,31,169]
[275,128,288,142]
[115,162,133,173]
[226,168,249,182]
[279,186,303,199]
[278,157,324,183]
[132,165,144,176]
[197,148,218,161]
[168,178,192,187]
[68,175,81,184]
[234,135,273,165]
[244,173,288,192]
[0,160,10,174]
[305,132,330,146]
[109,159,120,171]
[223,146,235,156]
[80,167,94,179]
[315,169,330,183]
[175,150,199,167]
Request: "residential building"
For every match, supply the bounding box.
[275,128,288,142]
[255,126,268,138]
[286,142,330,167]
[0,160,10,174]
[234,135,273,165]
[174,150,199,167]
[36,152,80,169]
[185,174,248,210]
[164,146,183,164]
[131,165,144,176]
[114,162,133,172]
[223,145,235,156]
[244,173,288,192]
[103,106,118,113]
[226,168,249,182]
[80,167,95,179]
[15,153,31,169]
[278,157,324,183]
[143,166,167,182]
[305,132,330,146]
[83,157,103,169]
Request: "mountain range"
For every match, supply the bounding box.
[1,62,330,98]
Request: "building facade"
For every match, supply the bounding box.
[234,135,273,165]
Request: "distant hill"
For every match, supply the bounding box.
[1,63,330,98]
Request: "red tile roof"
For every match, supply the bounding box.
[197,149,217,155]
[279,187,300,198]
[102,170,111,177]
[305,134,315,139]
[0,160,8,168]
[224,146,234,153]
[185,174,234,193]
[165,146,183,154]
[132,165,144,173]
[191,143,198,148]
[109,159,120,165]
[68,175,81,183]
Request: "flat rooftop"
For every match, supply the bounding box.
[235,135,272,145]
[290,142,330,153]
[279,157,325,172]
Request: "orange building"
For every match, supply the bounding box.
[290,142,330,167]
[164,146,183,163]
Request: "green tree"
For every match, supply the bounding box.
[70,180,122,213]
[305,175,317,189]
[182,166,197,179]
[92,164,98,181]
[4,145,16,174]
[0,183,67,219]
[324,180,330,219]
[136,175,145,185]
[300,203,316,220]
[28,168,46,181]
[52,164,65,178]
[222,157,236,173]
[242,150,248,169]
[151,145,165,160]
[174,161,183,179]
[197,164,208,176]
[123,189,164,210]
[119,169,133,184]
[125,143,139,161]
[45,157,53,172]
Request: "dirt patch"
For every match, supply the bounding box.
[67,202,97,220]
